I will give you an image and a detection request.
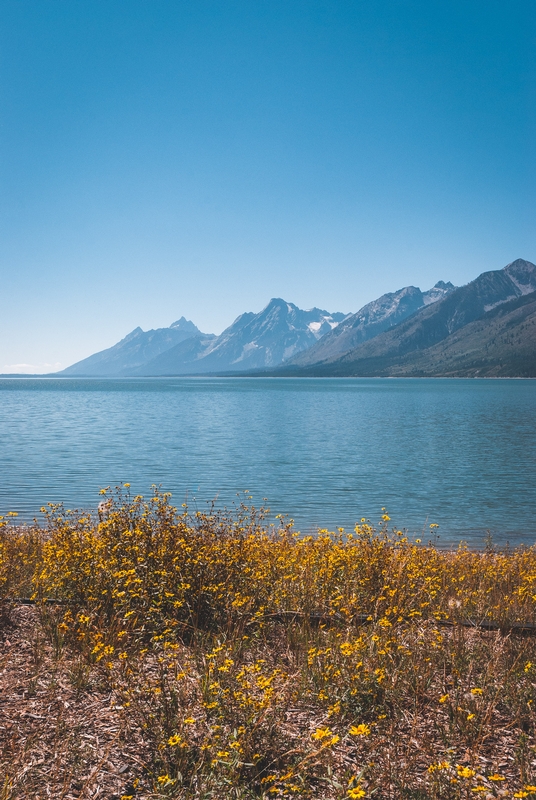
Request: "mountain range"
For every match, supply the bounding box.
[287,281,456,366]
[275,258,536,377]
[58,258,536,378]
[61,301,348,376]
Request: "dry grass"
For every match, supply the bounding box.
[1,489,536,799]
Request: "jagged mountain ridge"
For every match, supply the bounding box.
[290,290,536,378]
[60,316,205,376]
[134,299,347,375]
[276,259,536,377]
[288,281,456,367]
[58,258,534,378]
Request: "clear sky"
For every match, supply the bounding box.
[1,0,535,372]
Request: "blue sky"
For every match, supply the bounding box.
[1,0,535,372]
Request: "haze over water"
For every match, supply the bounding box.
[0,377,534,547]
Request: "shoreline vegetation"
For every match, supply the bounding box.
[2,491,536,798]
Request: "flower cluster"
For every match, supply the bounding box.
[2,489,536,798]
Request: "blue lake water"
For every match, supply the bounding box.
[0,377,535,547]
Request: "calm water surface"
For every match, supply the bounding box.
[0,377,534,546]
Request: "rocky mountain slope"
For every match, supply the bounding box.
[135,299,347,375]
[288,281,456,366]
[390,290,536,377]
[60,317,204,376]
[276,259,536,377]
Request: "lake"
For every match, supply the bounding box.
[0,377,534,547]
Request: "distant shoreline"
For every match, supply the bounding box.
[1,373,535,380]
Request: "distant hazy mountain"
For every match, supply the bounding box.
[288,281,456,367]
[279,258,536,377]
[60,317,204,376]
[135,299,347,375]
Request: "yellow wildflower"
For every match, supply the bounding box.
[311,727,332,740]
[349,724,371,736]
[456,766,475,778]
